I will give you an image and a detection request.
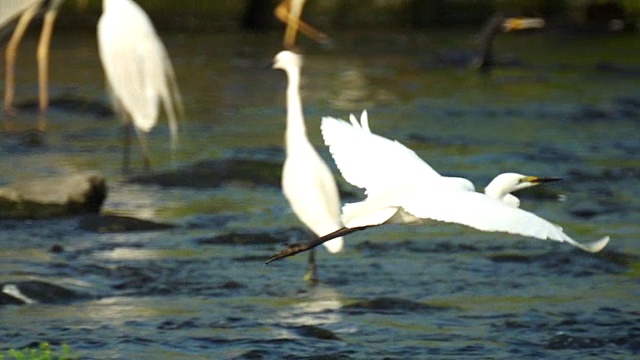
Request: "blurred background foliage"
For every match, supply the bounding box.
[56,0,640,32]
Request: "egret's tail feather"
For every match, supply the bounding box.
[567,236,610,253]
[265,226,368,264]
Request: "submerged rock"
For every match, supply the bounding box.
[0,172,107,219]
[128,158,360,199]
[293,325,341,341]
[0,280,92,306]
[596,62,640,77]
[128,159,282,188]
[0,129,47,152]
[16,94,114,118]
[546,332,606,349]
[488,253,534,263]
[343,297,452,315]
[78,214,174,233]
[195,227,308,246]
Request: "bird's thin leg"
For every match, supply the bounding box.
[135,128,151,172]
[37,8,60,115]
[304,249,319,284]
[281,0,304,48]
[266,226,369,264]
[275,0,331,48]
[4,4,40,116]
[122,120,133,174]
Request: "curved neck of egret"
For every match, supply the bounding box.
[484,182,509,201]
[500,193,521,208]
[284,65,307,145]
[484,179,521,207]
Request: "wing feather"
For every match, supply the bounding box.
[321,116,440,196]
[401,190,609,253]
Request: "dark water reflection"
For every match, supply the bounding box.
[1,28,639,358]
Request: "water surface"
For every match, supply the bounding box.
[1,28,639,359]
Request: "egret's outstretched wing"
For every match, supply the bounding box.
[401,190,609,253]
[321,116,440,196]
[349,110,370,132]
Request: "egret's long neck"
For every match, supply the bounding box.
[484,183,506,201]
[484,184,520,207]
[284,67,307,146]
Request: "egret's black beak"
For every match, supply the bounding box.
[527,176,562,184]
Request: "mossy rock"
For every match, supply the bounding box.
[0,172,106,219]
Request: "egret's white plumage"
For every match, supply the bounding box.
[0,1,40,27]
[484,173,558,208]
[1,0,65,114]
[324,111,442,199]
[266,112,609,263]
[272,51,343,278]
[97,0,183,170]
[348,111,370,132]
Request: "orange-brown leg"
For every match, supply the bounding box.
[274,0,331,49]
[4,4,40,116]
[37,9,60,115]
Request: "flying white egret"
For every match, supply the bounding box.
[266,112,610,263]
[272,50,343,282]
[97,0,183,172]
[1,0,65,115]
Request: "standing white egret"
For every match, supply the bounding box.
[272,50,343,282]
[266,112,610,263]
[1,0,65,115]
[97,0,183,172]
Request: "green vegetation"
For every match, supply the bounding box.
[0,343,76,360]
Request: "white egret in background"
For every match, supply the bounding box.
[97,0,183,172]
[274,0,331,49]
[272,50,343,282]
[1,0,65,115]
[267,112,609,263]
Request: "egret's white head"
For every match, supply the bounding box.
[487,173,560,192]
[485,173,560,207]
[272,50,302,72]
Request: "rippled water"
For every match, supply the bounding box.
[1,28,639,359]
